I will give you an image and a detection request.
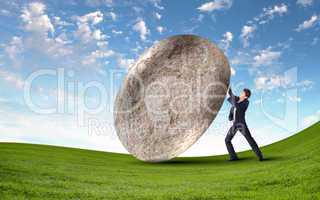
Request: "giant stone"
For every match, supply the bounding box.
[114,35,230,162]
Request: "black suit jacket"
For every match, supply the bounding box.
[227,89,249,123]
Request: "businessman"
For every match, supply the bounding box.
[225,87,264,161]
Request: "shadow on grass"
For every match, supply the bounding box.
[129,155,284,166]
[260,156,283,162]
[163,157,251,165]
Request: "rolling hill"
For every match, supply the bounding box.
[0,122,319,200]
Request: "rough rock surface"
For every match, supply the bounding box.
[114,35,230,162]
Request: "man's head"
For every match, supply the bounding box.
[240,88,251,100]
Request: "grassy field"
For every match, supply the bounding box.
[0,123,319,200]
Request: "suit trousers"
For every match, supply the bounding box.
[225,122,263,160]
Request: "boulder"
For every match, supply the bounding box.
[114,35,230,162]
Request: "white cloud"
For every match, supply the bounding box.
[297,79,314,91]
[224,31,233,42]
[265,4,288,17]
[255,74,293,90]
[75,23,93,43]
[117,56,134,68]
[197,0,233,12]
[254,4,288,25]
[153,0,164,10]
[82,49,115,65]
[96,41,108,47]
[220,31,233,51]
[133,19,150,41]
[253,48,281,67]
[5,36,23,61]
[288,95,301,102]
[53,16,72,27]
[0,9,10,16]
[44,36,74,58]
[0,69,24,89]
[302,111,320,128]
[21,2,54,35]
[0,107,127,154]
[255,76,279,90]
[92,29,107,40]
[155,12,162,20]
[230,67,236,76]
[197,14,205,22]
[156,26,164,34]
[85,0,113,7]
[295,15,319,32]
[230,51,251,66]
[19,2,73,58]
[109,12,116,21]
[75,11,106,43]
[240,4,288,45]
[256,75,314,91]
[54,33,71,45]
[78,11,104,25]
[297,0,314,7]
[112,29,123,35]
[240,25,255,47]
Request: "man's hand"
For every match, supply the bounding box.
[228,87,233,97]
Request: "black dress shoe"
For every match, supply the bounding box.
[228,157,239,161]
[259,157,264,161]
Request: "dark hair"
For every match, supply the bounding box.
[243,88,251,98]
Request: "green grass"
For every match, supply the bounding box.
[0,123,319,200]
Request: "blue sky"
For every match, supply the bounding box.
[0,0,319,156]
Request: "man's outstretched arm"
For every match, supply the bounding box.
[227,87,248,111]
[228,87,234,97]
[227,87,237,106]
